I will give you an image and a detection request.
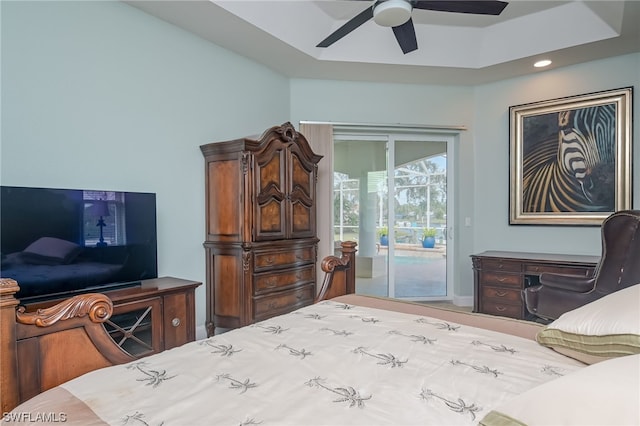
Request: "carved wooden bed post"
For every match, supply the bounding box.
[1,278,20,413]
[315,241,357,302]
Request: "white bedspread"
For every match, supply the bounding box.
[62,300,585,425]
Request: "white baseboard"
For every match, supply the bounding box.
[452,295,473,307]
[195,324,208,340]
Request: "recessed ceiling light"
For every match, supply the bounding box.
[534,59,552,68]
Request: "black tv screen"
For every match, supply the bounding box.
[1,186,158,302]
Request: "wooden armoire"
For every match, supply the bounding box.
[200,123,322,336]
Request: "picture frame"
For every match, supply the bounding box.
[509,87,633,226]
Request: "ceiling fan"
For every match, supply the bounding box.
[316,0,509,54]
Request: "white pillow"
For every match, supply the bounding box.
[536,284,640,364]
[479,354,640,426]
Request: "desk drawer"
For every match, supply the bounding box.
[524,264,594,276]
[482,259,522,273]
[482,286,521,304]
[479,272,522,288]
[481,301,522,319]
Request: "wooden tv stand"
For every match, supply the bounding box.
[22,276,201,358]
[471,251,600,320]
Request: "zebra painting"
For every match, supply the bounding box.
[521,104,617,213]
[510,87,632,225]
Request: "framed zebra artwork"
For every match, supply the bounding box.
[509,87,633,226]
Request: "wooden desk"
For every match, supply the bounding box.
[471,251,600,320]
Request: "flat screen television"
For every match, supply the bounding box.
[1,185,158,302]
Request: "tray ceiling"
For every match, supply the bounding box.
[127,1,640,85]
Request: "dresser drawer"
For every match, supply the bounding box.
[481,286,521,304]
[253,284,314,321]
[481,259,522,273]
[481,301,522,319]
[253,265,315,295]
[479,272,522,288]
[254,246,316,271]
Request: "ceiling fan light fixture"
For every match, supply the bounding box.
[373,0,413,27]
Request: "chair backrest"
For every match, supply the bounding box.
[594,210,640,295]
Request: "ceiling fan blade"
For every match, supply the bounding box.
[317,6,375,48]
[413,1,508,15]
[392,18,418,54]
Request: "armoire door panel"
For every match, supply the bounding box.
[207,160,241,239]
[289,187,313,205]
[255,148,286,241]
[291,202,313,235]
[213,254,241,317]
[290,153,313,197]
[256,199,285,239]
[257,149,285,194]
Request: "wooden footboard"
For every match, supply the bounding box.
[0,241,357,412]
[0,279,136,413]
[315,241,357,302]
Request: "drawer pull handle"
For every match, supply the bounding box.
[495,291,508,297]
[296,294,303,300]
[495,306,506,312]
[295,254,304,260]
[296,273,303,279]
[171,318,181,327]
[497,277,508,282]
[498,264,504,269]
[264,257,274,265]
[265,278,277,288]
[268,302,278,310]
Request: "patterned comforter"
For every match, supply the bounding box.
[11,298,585,425]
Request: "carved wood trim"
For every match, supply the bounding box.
[315,241,357,303]
[1,278,20,413]
[242,152,250,174]
[0,278,20,307]
[243,251,251,271]
[16,293,113,327]
[259,122,323,164]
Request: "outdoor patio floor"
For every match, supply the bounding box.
[355,244,448,299]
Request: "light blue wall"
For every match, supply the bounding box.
[290,53,640,298]
[473,54,640,254]
[468,53,639,293]
[1,1,290,330]
[289,80,477,298]
[3,1,638,322]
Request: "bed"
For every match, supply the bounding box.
[2,243,639,426]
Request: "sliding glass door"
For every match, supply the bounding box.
[333,131,454,301]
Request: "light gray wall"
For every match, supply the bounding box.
[1,1,290,331]
[290,53,640,299]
